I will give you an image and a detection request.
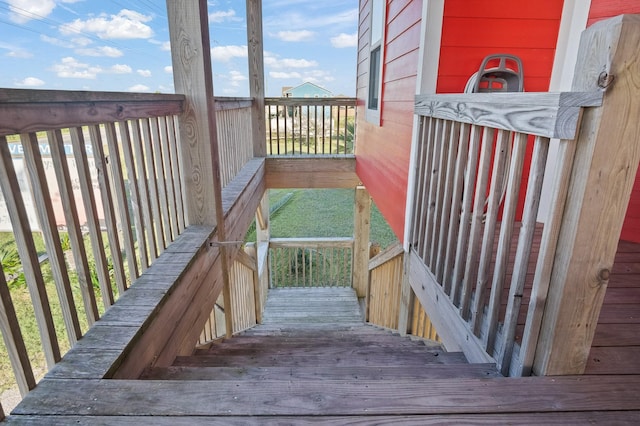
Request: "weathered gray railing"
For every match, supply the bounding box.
[268,237,353,288]
[265,97,356,155]
[0,89,188,407]
[215,97,254,187]
[409,91,603,376]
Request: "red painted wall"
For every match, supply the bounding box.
[356,0,422,241]
[588,1,640,243]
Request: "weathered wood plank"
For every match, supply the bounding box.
[14,376,640,416]
[269,237,354,249]
[352,186,371,297]
[535,15,640,375]
[265,156,359,188]
[6,412,640,425]
[415,91,602,139]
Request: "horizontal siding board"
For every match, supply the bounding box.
[437,47,557,78]
[441,18,561,49]
[445,0,563,19]
[386,1,422,43]
[385,23,421,62]
[384,50,420,83]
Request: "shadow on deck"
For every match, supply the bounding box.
[7,287,640,424]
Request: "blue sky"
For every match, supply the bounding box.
[0,0,358,96]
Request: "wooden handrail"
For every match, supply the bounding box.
[415,91,602,139]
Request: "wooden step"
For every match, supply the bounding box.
[203,335,442,350]
[173,350,467,367]
[141,364,501,381]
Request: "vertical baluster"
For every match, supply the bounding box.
[329,104,333,153]
[88,125,127,296]
[449,125,484,304]
[322,105,326,153]
[412,117,435,260]
[472,132,527,333]
[149,118,172,245]
[442,123,471,294]
[458,127,495,314]
[104,123,139,282]
[48,130,99,324]
[0,262,36,396]
[69,127,114,309]
[159,117,179,239]
[0,135,60,367]
[140,118,166,253]
[21,132,82,344]
[131,119,158,261]
[118,122,149,272]
[422,119,447,265]
[336,102,342,154]
[466,129,511,325]
[268,104,273,155]
[495,136,549,374]
[314,105,318,153]
[167,116,186,232]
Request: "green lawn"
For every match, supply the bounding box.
[247,188,398,247]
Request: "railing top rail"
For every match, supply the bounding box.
[269,237,354,249]
[0,88,185,104]
[369,243,404,271]
[265,97,357,107]
[415,91,603,139]
[0,89,185,136]
[215,97,253,111]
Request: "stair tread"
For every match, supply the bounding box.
[141,364,501,380]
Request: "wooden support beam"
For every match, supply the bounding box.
[353,186,371,297]
[265,156,359,189]
[246,0,266,157]
[167,0,219,227]
[534,15,640,375]
[397,253,413,336]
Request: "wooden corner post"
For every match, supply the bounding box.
[353,186,372,298]
[246,0,267,157]
[534,15,640,375]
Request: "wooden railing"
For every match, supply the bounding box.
[268,238,353,288]
[197,245,264,345]
[409,91,603,375]
[215,97,254,187]
[265,97,356,155]
[0,89,187,403]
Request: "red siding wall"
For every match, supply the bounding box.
[356,0,422,241]
[588,1,640,243]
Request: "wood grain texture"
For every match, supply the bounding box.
[265,156,359,189]
[415,92,602,139]
[535,15,640,375]
[352,186,371,297]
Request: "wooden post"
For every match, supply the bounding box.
[397,253,413,336]
[534,15,640,375]
[353,186,371,297]
[167,0,219,227]
[246,0,267,157]
[167,0,233,337]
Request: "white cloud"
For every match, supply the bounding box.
[266,8,358,31]
[228,70,247,86]
[76,46,123,57]
[270,71,301,79]
[51,57,132,79]
[51,57,102,79]
[60,9,153,40]
[209,9,241,23]
[41,35,74,49]
[129,84,150,92]
[331,33,357,48]
[15,77,45,87]
[264,52,317,69]
[164,65,173,74]
[274,30,315,42]
[137,69,152,77]
[211,45,247,62]
[110,64,132,74]
[161,41,171,51]
[7,0,56,23]
[0,42,33,58]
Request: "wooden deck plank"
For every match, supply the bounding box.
[585,347,640,375]
[14,376,640,416]
[7,412,640,425]
[141,364,501,381]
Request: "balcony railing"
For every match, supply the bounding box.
[265,97,356,156]
[0,89,259,410]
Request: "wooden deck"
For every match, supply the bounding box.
[7,287,640,424]
[586,239,640,375]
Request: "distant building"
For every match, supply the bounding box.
[282,82,332,98]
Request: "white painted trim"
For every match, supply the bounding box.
[538,0,590,223]
[365,0,386,125]
[403,0,445,249]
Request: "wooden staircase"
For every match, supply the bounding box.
[142,287,499,382]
